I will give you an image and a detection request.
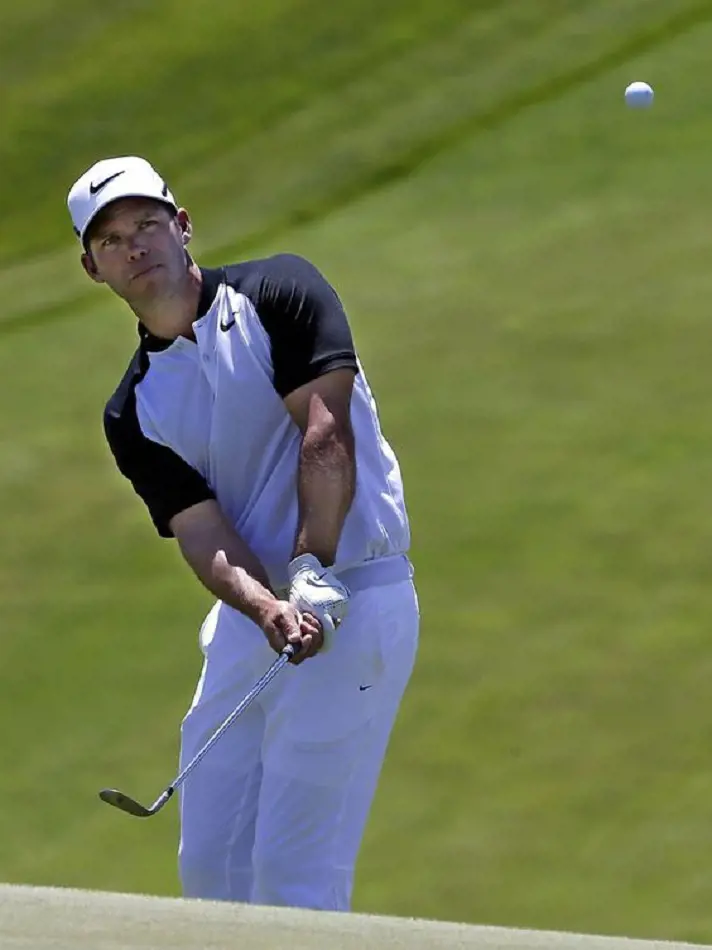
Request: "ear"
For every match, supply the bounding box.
[176,208,192,245]
[81,251,105,284]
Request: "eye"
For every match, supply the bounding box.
[138,218,158,230]
[101,234,119,248]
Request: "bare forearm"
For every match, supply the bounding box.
[292,422,356,566]
[207,549,275,625]
[171,501,277,624]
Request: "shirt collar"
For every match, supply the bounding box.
[196,266,224,319]
[138,266,225,352]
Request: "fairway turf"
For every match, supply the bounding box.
[3,0,712,945]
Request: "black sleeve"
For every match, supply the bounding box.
[234,254,359,398]
[104,355,216,539]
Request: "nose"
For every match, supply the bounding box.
[126,235,148,262]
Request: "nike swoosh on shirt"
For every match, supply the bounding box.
[89,171,125,195]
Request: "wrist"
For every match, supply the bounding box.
[241,588,280,627]
[288,553,325,581]
[211,558,278,624]
[291,537,336,570]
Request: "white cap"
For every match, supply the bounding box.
[67,156,178,244]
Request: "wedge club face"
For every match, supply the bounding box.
[98,646,295,820]
[99,786,173,818]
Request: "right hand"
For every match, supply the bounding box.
[257,599,324,665]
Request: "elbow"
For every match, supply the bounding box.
[301,417,357,502]
[303,415,355,461]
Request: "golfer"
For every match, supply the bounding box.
[67,155,420,911]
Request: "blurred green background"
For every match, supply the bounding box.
[3,0,712,943]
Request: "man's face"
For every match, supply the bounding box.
[81,197,191,305]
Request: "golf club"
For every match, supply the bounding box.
[98,643,297,818]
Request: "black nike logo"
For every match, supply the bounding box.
[220,312,236,331]
[359,685,373,692]
[89,171,124,195]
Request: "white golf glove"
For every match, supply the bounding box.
[287,554,351,651]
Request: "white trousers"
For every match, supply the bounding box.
[177,563,419,911]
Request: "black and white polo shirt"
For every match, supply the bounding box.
[104,253,411,590]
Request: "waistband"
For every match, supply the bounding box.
[275,554,413,599]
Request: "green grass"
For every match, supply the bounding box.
[3,0,712,944]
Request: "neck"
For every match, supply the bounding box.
[133,259,203,341]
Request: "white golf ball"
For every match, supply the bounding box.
[625,81,654,108]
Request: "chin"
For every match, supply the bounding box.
[134,267,168,295]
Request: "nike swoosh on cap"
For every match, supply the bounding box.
[89,171,125,195]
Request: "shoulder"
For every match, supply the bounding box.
[222,254,347,329]
[221,253,340,300]
[215,257,357,397]
[100,345,215,538]
[222,253,328,282]
[102,345,156,468]
[104,347,147,427]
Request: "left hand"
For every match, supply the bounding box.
[254,596,324,665]
[287,554,351,652]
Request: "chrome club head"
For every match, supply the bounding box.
[99,788,156,818]
[98,648,294,821]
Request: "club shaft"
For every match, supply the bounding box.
[154,647,293,807]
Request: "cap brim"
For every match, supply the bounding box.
[81,184,177,243]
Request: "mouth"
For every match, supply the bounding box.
[131,264,162,281]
